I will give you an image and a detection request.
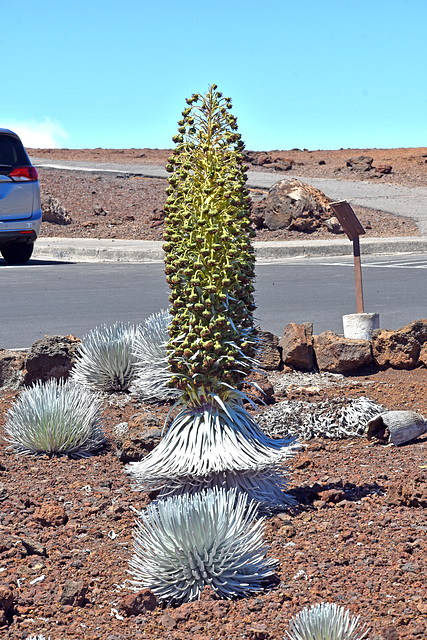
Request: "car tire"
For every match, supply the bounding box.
[1,243,34,265]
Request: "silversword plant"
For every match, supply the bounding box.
[71,321,140,392]
[131,309,181,402]
[128,488,277,604]
[3,378,105,458]
[126,85,297,511]
[285,602,370,640]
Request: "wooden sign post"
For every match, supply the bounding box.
[329,201,366,314]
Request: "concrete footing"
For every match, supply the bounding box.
[343,312,380,340]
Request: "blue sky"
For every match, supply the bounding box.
[2,0,426,150]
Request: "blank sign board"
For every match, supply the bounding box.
[330,200,365,241]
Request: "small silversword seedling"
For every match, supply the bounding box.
[3,378,105,457]
[130,309,181,402]
[71,321,140,392]
[285,602,370,640]
[128,488,277,604]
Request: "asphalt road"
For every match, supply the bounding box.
[31,157,427,233]
[2,255,426,349]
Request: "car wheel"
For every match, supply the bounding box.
[0,243,34,265]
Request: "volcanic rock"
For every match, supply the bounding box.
[279,322,314,371]
[419,342,427,367]
[33,501,68,527]
[267,159,293,171]
[0,349,26,390]
[346,155,374,172]
[41,192,72,225]
[263,178,332,232]
[244,151,270,166]
[323,216,343,234]
[386,473,427,508]
[257,330,281,370]
[0,582,14,626]
[313,331,373,373]
[24,335,80,384]
[59,579,88,606]
[371,321,427,369]
[376,164,392,174]
[120,589,158,616]
[114,412,162,463]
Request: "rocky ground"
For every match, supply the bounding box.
[0,147,425,640]
[0,367,426,640]
[29,146,426,241]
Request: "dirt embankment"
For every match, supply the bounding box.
[29,146,426,241]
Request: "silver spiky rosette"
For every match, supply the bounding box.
[3,378,106,458]
[125,397,298,511]
[71,321,140,392]
[285,601,370,640]
[128,488,277,604]
[130,309,181,402]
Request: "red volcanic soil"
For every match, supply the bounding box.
[0,367,426,639]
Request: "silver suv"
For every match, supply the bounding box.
[0,128,42,264]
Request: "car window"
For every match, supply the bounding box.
[0,134,29,169]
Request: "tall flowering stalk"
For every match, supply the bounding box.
[126,85,296,511]
[163,85,257,397]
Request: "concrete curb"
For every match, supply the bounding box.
[33,238,165,263]
[32,236,427,263]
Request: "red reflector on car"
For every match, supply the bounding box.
[10,166,38,181]
[19,230,34,234]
